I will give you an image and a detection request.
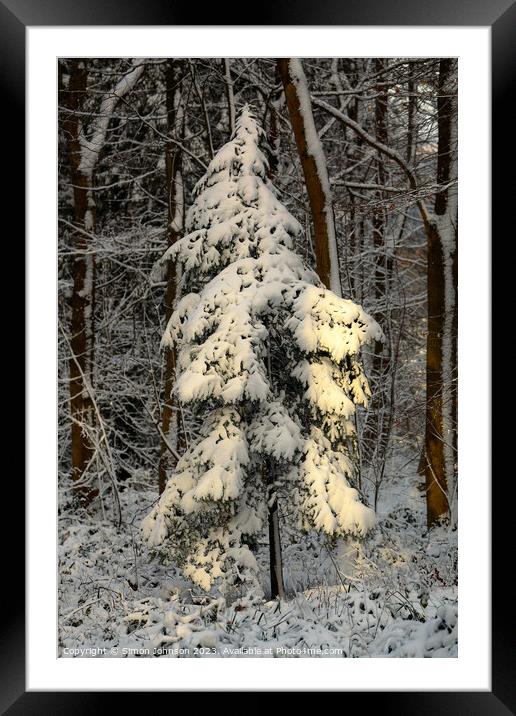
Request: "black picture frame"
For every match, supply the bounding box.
[4,0,506,709]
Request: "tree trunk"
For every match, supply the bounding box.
[159,60,186,494]
[266,64,282,181]
[223,58,236,137]
[264,336,285,600]
[267,461,285,600]
[424,220,449,525]
[405,70,416,164]
[61,60,98,506]
[363,59,392,470]
[277,58,341,295]
[424,59,458,527]
[372,57,389,367]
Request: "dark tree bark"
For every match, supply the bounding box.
[265,63,282,181]
[372,58,389,351]
[424,58,458,527]
[222,58,236,138]
[267,461,285,600]
[159,60,187,494]
[277,58,341,295]
[60,60,98,506]
[268,505,285,600]
[405,71,416,164]
[364,59,393,476]
[424,219,449,524]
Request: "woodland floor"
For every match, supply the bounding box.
[58,455,457,658]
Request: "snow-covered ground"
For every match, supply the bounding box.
[58,456,457,658]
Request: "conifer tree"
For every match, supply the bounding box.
[142,106,381,595]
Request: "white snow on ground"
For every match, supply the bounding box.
[59,458,457,658]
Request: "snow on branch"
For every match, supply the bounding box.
[142,105,381,592]
[279,59,342,296]
[79,60,145,178]
[313,96,431,226]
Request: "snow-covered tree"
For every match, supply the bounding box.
[142,105,381,595]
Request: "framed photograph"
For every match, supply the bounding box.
[6,0,506,707]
